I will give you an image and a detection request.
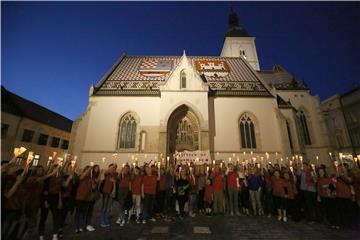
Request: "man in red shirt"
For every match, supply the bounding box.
[212,165,224,214]
[141,165,160,223]
[227,163,240,216]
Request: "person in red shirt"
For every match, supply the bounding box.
[227,163,240,216]
[2,169,27,240]
[212,165,224,214]
[141,165,160,223]
[204,178,214,215]
[85,164,100,232]
[282,171,298,222]
[129,166,143,223]
[335,165,354,228]
[155,167,167,217]
[263,165,275,218]
[271,170,287,221]
[58,163,76,237]
[74,165,92,233]
[116,164,131,227]
[23,166,47,238]
[316,167,338,228]
[100,163,117,227]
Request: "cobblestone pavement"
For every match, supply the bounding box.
[35,201,359,240]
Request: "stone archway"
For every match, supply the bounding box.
[167,105,200,160]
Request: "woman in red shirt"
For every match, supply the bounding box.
[227,163,240,216]
[85,164,100,232]
[271,170,287,221]
[317,167,338,228]
[141,165,160,223]
[116,164,131,227]
[58,163,76,237]
[283,171,298,222]
[212,165,224,214]
[74,165,92,233]
[129,166,143,223]
[100,163,117,227]
[335,165,354,228]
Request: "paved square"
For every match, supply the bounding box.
[151,226,169,234]
[193,226,211,234]
[27,201,359,240]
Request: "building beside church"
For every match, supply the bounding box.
[321,87,360,162]
[70,9,331,167]
[1,86,72,165]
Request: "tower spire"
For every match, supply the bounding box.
[225,7,251,37]
[229,7,240,29]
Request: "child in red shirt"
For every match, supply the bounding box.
[204,179,214,215]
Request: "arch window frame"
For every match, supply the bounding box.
[239,113,257,149]
[180,69,187,89]
[118,113,138,149]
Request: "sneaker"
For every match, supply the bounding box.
[100,224,109,228]
[283,217,287,222]
[142,220,146,224]
[86,225,95,232]
[136,218,141,224]
[40,236,44,240]
[79,228,84,232]
[236,212,241,216]
[58,230,63,238]
[75,229,80,234]
[116,218,122,225]
[120,219,126,227]
[52,234,59,240]
[149,218,156,222]
[277,216,282,221]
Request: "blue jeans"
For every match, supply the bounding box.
[100,194,113,225]
[142,194,155,220]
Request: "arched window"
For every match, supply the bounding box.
[180,70,186,89]
[119,113,137,148]
[239,113,256,149]
[299,111,311,145]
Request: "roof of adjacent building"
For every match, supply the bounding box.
[1,86,73,132]
[257,65,309,91]
[94,55,272,97]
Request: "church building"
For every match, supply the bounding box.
[70,9,331,167]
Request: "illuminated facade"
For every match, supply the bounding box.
[70,10,331,167]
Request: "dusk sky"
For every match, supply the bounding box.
[2,1,360,121]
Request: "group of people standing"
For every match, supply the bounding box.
[2,155,360,240]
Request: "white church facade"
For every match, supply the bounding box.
[70,10,331,167]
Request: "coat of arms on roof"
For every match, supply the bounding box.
[194,60,230,78]
[138,59,173,77]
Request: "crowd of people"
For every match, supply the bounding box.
[2,153,360,240]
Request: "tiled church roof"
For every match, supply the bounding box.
[94,55,272,97]
[258,65,309,91]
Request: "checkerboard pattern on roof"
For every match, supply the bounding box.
[108,56,180,82]
[97,55,270,95]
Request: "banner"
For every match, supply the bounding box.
[174,150,211,164]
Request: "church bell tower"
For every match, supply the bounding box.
[220,8,260,71]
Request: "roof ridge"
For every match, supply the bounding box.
[2,86,72,122]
